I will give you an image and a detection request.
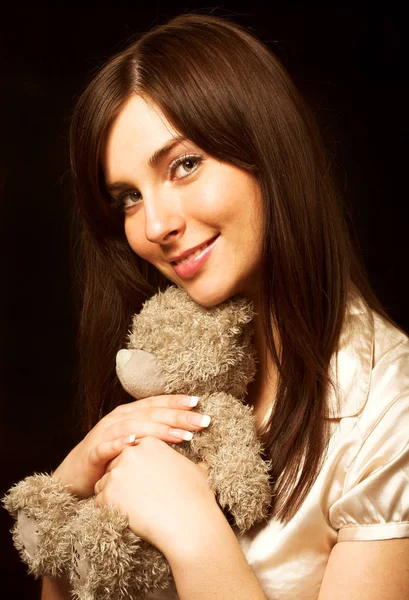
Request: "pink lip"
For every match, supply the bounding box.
[167,235,218,263]
[171,235,219,279]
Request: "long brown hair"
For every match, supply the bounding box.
[70,13,387,520]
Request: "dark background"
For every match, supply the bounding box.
[2,4,408,598]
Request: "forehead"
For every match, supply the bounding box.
[103,94,179,179]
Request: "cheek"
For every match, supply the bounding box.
[203,171,261,224]
[124,217,149,258]
[191,180,237,225]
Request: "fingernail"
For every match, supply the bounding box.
[123,434,136,444]
[116,349,133,368]
[169,429,194,441]
[189,414,211,427]
[180,396,199,408]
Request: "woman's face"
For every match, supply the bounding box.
[103,94,263,307]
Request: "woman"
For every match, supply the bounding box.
[42,13,409,600]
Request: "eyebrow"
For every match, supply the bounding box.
[149,135,187,168]
[106,135,187,194]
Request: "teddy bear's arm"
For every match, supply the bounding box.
[188,392,272,534]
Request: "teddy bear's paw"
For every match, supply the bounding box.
[186,392,272,532]
[204,440,272,533]
[217,472,272,534]
[68,502,173,600]
[2,473,79,578]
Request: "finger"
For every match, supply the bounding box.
[114,394,200,414]
[107,420,193,443]
[94,472,109,496]
[146,407,211,431]
[104,442,141,473]
[106,411,211,443]
[104,456,118,473]
[89,433,138,467]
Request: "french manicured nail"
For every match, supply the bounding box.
[189,414,211,427]
[169,429,194,441]
[123,434,136,444]
[181,396,199,408]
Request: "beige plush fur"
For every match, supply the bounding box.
[3,474,79,577]
[3,286,271,600]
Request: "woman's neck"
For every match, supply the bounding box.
[246,311,278,430]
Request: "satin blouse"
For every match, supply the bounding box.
[147,296,409,599]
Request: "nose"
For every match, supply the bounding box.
[144,192,186,244]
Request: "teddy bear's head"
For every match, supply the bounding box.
[116,286,257,400]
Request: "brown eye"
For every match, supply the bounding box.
[183,159,196,171]
[171,154,203,179]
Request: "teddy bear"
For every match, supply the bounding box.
[4,286,272,600]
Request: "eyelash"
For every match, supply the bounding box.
[109,153,204,214]
[168,153,203,179]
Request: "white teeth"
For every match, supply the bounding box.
[174,241,211,265]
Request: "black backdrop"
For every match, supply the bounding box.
[2,4,408,598]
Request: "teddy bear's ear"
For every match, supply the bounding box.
[116,349,166,400]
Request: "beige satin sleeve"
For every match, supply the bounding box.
[329,391,409,542]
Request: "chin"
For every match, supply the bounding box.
[181,281,244,308]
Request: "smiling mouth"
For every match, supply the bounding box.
[171,235,219,266]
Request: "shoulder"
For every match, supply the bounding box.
[358,309,409,446]
[372,309,409,371]
[328,296,409,421]
[327,300,409,540]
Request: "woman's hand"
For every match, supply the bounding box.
[52,394,210,499]
[94,436,218,557]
